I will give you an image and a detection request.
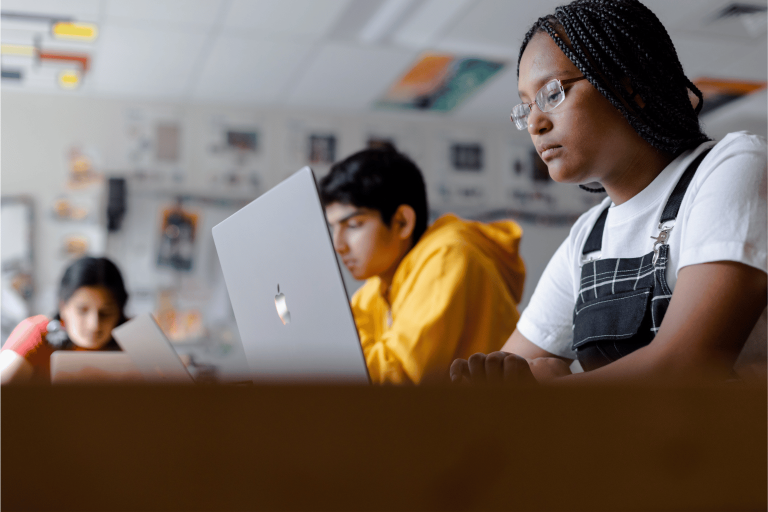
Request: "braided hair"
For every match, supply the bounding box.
[517,0,710,161]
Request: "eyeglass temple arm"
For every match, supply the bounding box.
[560,76,586,86]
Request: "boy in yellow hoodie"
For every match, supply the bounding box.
[320,145,525,384]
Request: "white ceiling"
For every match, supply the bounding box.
[1,0,766,121]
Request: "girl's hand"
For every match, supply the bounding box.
[450,351,537,385]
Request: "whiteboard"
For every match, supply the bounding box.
[1,198,32,267]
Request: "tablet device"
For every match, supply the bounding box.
[111,313,195,384]
[212,167,369,384]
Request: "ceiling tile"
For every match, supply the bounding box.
[641,0,724,32]
[104,0,226,29]
[222,0,352,40]
[286,43,418,110]
[437,0,562,54]
[648,0,768,40]
[392,0,472,48]
[192,36,315,104]
[89,25,208,98]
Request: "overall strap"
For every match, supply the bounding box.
[581,147,713,257]
[581,206,609,256]
[659,148,712,225]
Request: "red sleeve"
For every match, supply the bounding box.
[3,315,51,358]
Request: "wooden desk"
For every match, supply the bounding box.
[2,383,765,511]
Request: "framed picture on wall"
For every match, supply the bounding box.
[156,123,180,162]
[308,134,336,164]
[450,143,483,172]
[157,204,198,272]
[226,130,259,153]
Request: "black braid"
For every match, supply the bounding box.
[517,0,710,160]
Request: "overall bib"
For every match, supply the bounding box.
[572,149,711,372]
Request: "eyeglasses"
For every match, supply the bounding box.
[511,76,586,130]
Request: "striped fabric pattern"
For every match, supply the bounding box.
[571,245,673,368]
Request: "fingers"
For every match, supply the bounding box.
[450,358,470,383]
[503,353,536,385]
[485,351,508,384]
[451,352,536,386]
[468,353,487,383]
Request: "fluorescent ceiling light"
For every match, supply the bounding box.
[58,69,80,89]
[359,0,414,44]
[1,43,34,57]
[52,21,98,42]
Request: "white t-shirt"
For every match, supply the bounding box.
[518,131,768,359]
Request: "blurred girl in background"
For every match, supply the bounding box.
[1,256,129,384]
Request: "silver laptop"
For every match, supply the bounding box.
[111,313,195,384]
[212,167,370,384]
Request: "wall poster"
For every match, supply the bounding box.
[156,203,198,272]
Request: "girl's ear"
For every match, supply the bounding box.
[393,204,416,242]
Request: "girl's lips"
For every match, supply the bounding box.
[540,145,562,161]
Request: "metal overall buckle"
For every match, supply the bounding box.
[651,222,674,266]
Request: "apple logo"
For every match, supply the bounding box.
[274,284,291,325]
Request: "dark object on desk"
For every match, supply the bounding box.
[2,383,765,511]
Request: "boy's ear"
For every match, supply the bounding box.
[394,205,416,242]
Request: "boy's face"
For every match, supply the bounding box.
[325,203,403,281]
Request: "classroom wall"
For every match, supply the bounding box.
[3,86,764,343]
[1,88,580,315]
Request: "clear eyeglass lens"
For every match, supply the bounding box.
[537,80,564,112]
[511,104,530,130]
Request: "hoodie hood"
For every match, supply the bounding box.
[418,214,525,303]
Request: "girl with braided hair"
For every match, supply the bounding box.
[451,0,766,385]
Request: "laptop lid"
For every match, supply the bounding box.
[50,352,142,384]
[212,167,369,384]
[111,313,195,384]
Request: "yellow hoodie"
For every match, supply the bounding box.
[351,214,525,384]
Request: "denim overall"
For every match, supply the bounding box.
[572,149,711,372]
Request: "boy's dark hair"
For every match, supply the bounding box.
[518,0,710,157]
[319,145,429,244]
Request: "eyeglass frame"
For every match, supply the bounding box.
[511,76,587,130]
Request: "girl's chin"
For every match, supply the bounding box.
[72,338,109,350]
[546,164,589,185]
